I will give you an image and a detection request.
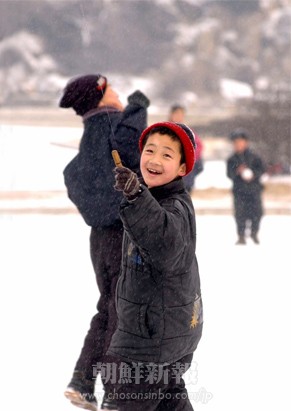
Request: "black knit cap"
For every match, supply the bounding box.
[59,74,107,116]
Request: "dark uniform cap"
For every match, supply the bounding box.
[230,128,249,141]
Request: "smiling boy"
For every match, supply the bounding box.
[140,126,187,187]
[105,122,203,410]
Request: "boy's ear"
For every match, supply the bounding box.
[178,163,187,177]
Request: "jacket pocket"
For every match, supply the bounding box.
[164,301,198,339]
[117,298,151,338]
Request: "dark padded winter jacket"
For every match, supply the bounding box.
[63,91,149,227]
[108,178,203,364]
[227,148,266,196]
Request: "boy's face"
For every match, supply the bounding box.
[140,132,186,188]
[99,84,124,111]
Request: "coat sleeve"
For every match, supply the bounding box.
[251,154,266,180]
[227,156,238,180]
[112,91,150,172]
[120,188,190,273]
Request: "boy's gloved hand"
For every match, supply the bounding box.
[114,167,141,198]
[127,90,150,108]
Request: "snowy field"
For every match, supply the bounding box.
[1,213,290,411]
[0,124,80,191]
[1,124,290,410]
[0,124,234,191]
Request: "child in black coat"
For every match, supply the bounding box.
[105,122,203,410]
[59,74,150,411]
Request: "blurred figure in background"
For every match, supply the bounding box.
[226,129,266,245]
[168,104,204,192]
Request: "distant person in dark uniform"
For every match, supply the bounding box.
[226,129,266,245]
[168,104,204,192]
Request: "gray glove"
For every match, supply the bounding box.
[114,167,141,198]
[127,90,150,108]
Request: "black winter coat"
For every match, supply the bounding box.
[227,148,266,196]
[108,178,203,365]
[63,91,149,227]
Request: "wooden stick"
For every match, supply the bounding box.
[112,150,123,167]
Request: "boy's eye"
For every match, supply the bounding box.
[164,153,172,159]
[145,148,153,153]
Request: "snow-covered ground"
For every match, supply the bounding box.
[1,213,290,411]
[1,124,290,410]
[0,124,236,192]
[0,124,79,191]
[1,124,290,192]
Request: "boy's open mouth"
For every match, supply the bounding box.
[147,168,162,175]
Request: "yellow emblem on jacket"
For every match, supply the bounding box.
[190,295,202,329]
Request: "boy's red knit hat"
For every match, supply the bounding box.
[59,74,107,116]
[139,121,196,175]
